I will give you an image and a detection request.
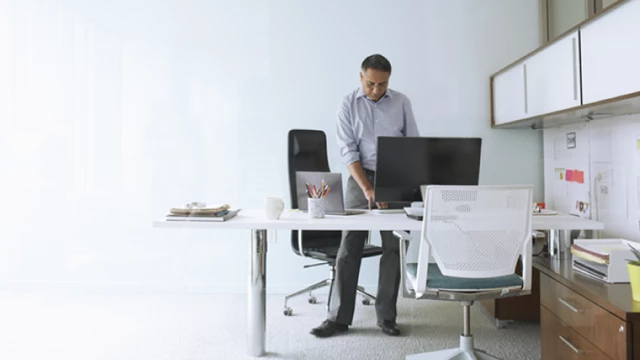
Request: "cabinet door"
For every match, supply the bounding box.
[492,63,527,125]
[527,30,581,117]
[581,0,640,104]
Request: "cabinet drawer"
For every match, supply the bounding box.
[540,274,627,360]
[541,306,612,360]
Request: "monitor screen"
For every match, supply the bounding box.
[373,136,482,203]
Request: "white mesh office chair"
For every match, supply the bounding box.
[395,185,533,360]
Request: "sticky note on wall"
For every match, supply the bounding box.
[566,170,574,182]
[564,169,585,183]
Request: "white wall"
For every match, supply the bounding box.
[0,0,542,293]
[544,114,640,242]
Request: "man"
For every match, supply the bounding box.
[310,54,419,338]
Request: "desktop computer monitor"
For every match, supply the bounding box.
[373,136,482,203]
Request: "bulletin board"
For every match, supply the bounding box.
[543,114,640,241]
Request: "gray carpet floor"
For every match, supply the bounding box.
[0,290,540,360]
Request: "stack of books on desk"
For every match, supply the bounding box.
[570,239,635,283]
[166,204,241,222]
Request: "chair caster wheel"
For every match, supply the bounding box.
[284,307,293,316]
[308,296,317,304]
[362,298,371,305]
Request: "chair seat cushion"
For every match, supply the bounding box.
[305,244,383,260]
[406,263,523,291]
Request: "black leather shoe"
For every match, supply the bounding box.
[377,320,401,336]
[310,320,348,338]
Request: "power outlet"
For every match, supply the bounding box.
[267,229,278,243]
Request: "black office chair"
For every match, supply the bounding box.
[284,129,382,316]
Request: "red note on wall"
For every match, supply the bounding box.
[575,170,584,184]
[566,170,574,182]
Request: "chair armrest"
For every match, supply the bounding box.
[393,230,411,240]
[297,230,308,259]
[521,233,533,291]
[393,231,415,298]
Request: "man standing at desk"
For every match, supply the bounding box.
[311,54,419,338]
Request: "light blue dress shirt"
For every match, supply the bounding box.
[336,87,419,171]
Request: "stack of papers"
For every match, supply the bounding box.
[166,204,241,222]
[570,243,611,265]
[570,239,637,283]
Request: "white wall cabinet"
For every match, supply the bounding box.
[492,0,640,129]
[493,30,581,125]
[581,0,640,104]
[526,30,582,117]
[492,63,527,125]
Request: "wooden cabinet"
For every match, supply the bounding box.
[492,62,527,126]
[581,0,640,105]
[541,274,627,359]
[541,307,612,360]
[527,30,582,117]
[535,257,640,360]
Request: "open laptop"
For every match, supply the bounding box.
[295,171,367,215]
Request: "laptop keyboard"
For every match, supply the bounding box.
[371,209,405,214]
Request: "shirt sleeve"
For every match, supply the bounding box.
[403,96,420,137]
[336,99,360,166]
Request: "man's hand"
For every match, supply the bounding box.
[362,187,388,210]
[346,161,388,210]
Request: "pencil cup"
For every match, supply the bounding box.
[308,198,325,219]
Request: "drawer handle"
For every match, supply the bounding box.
[558,298,584,313]
[559,335,584,354]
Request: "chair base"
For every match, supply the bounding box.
[283,265,376,316]
[406,335,500,360]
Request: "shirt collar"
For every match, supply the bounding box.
[357,87,393,101]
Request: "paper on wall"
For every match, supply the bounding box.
[569,188,591,219]
[554,135,567,160]
[610,167,628,218]
[593,164,628,220]
[637,177,640,211]
[565,169,585,184]
[590,129,612,163]
[634,135,640,172]
[553,168,567,196]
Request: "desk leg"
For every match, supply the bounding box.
[248,229,267,357]
[548,229,572,259]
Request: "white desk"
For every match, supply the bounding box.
[153,210,603,357]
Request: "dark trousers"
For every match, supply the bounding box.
[327,169,402,325]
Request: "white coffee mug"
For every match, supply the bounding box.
[264,197,284,220]
[308,198,325,219]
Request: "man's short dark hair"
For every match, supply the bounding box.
[361,54,392,73]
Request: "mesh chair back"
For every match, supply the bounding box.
[422,185,533,278]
